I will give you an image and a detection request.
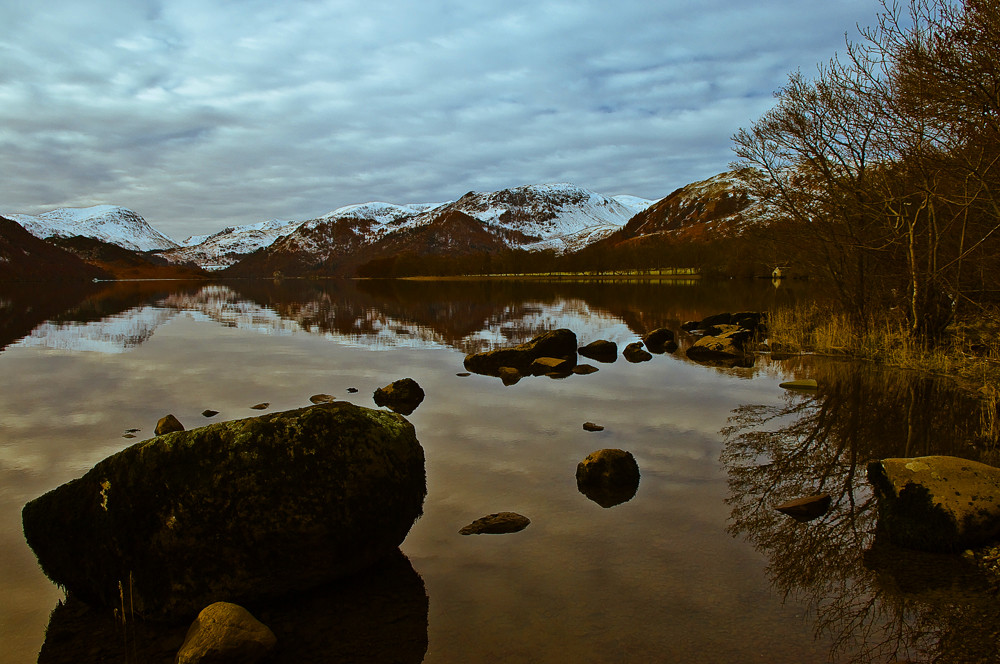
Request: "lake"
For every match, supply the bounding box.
[1,278,996,663]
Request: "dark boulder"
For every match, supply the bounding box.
[867,456,1000,552]
[459,512,531,535]
[685,328,755,365]
[22,402,426,618]
[582,422,605,432]
[309,394,336,404]
[641,328,676,354]
[498,367,522,386]
[572,364,599,375]
[578,339,618,363]
[155,414,184,435]
[576,449,641,508]
[373,378,425,415]
[464,329,577,376]
[201,410,219,418]
[623,342,652,363]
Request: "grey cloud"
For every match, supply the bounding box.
[1,0,878,240]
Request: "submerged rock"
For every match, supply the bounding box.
[201,410,219,418]
[249,402,270,410]
[459,512,531,535]
[176,602,276,664]
[779,379,819,391]
[576,449,641,508]
[685,328,754,365]
[867,456,1000,552]
[21,402,426,618]
[623,342,652,363]
[642,328,677,354]
[464,329,577,376]
[309,394,336,404]
[155,414,184,435]
[578,339,618,363]
[498,367,522,386]
[373,378,425,415]
[775,494,832,522]
[583,422,605,432]
[572,364,599,375]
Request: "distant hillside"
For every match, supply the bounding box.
[0,217,110,281]
[48,236,207,280]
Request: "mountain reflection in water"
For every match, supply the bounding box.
[722,360,1000,664]
[3,277,998,664]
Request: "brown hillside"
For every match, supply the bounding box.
[48,236,208,280]
[0,217,110,282]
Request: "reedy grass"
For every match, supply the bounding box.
[765,301,1000,454]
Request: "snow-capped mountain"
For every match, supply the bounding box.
[158,218,303,270]
[6,205,179,252]
[225,182,655,276]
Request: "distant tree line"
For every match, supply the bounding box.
[734,0,1000,341]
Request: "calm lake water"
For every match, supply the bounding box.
[1,278,996,663]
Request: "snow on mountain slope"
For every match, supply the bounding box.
[6,205,179,252]
[612,195,657,216]
[160,218,303,270]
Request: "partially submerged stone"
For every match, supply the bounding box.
[578,339,618,363]
[373,378,425,415]
[155,413,184,435]
[867,456,1000,552]
[249,402,270,410]
[642,328,677,354]
[464,329,577,376]
[576,449,641,508]
[531,356,573,375]
[309,393,336,404]
[685,328,754,365]
[623,342,652,363]
[583,422,605,432]
[775,494,832,522]
[201,410,219,418]
[176,602,276,664]
[459,512,531,535]
[498,367,522,386]
[22,402,426,618]
[572,364,599,375]
[779,379,819,391]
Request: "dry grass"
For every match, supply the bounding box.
[766,301,1000,454]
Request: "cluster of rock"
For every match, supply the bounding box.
[682,312,765,366]
[23,402,427,640]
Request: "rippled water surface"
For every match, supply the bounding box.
[0,278,996,663]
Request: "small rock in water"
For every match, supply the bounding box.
[531,356,573,375]
[456,372,471,377]
[373,378,425,415]
[155,414,184,436]
[201,410,219,418]
[122,433,136,439]
[578,339,618,363]
[250,402,270,410]
[572,364,599,375]
[310,394,336,404]
[346,387,359,393]
[775,494,832,522]
[175,602,276,664]
[779,379,819,391]
[642,328,676,354]
[498,367,522,386]
[459,512,531,535]
[576,449,641,508]
[125,428,141,433]
[583,422,605,432]
[623,342,652,363]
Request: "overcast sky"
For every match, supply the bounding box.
[1,0,880,240]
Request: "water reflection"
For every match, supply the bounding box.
[38,549,428,664]
[722,359,999,663]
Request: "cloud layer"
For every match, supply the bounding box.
[1,0,878,240]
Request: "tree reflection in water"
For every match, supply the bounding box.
[722,358,1000,663]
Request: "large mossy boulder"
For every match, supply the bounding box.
[867,456,1000,552]
[464,329,577,376]
[22,402,426,619]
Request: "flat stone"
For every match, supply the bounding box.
[201,410,219,418]
[531,356,573,375]
[779,379,819,391]
[249,402,270,410]
[459,512,531,535]
[578,339,618,363]
[775,494,832,522]
[583,422,605,432]
[309,394,336,404]
[868,455,1000,551]
[572,364,599,375]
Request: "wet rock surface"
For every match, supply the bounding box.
[578,339,618,363]
[464,329,577,376]
[576,449,641,508]
[309,393,335,404]
[459,512,531,535]
[175,602,276,664]
[22,402,427,619]
[623,342,652,363]
[868,455,1000,552]
[373,378,425,415]
[642,328,677,354]
[155,414,184,435]
[583,422,605,432]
